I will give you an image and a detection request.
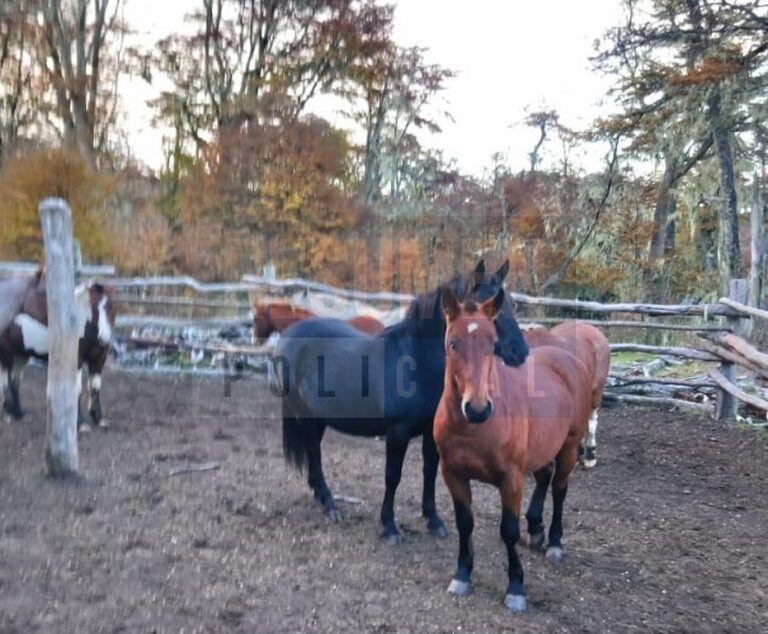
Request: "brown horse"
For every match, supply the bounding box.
[523,322,610,468]
[434,287,591,613]
[0,275,116,430]
[346,314,385,335]
[252,301,315,342]
[252,300,385,341]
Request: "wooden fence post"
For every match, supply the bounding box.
[715,278,748,421]
[39,198,79,477]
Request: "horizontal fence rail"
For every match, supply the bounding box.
[3,263,765,423]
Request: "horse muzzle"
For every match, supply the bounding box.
[462,398,493,424]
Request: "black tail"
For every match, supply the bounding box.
[282,409,308,473]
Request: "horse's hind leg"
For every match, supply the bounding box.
[546,444,579,564]
[421,431,447,538]
[525,462,554,551]
[380,424,409,545]
[304,421,341,522]
[579,408,599,468]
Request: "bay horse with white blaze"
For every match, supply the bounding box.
[0,272,116,429]
[275,261,529,545]
[523,322,610,467]
[434,287,591,613]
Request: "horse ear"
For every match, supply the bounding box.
[440,286,461,322]
[481,288,505,320]
[473,259,486,286]
[492,260,510,284]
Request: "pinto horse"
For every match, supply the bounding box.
[0,275,116,429]
[523,322,610,468]
[274,261,529,545]
[434,287,591,613]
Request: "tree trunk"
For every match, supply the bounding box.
[749,174,764,309]
[706,86,741,294]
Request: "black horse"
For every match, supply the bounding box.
[273,261,529,544]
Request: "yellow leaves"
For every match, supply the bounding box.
[0,149,113,261]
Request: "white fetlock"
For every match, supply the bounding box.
[447,578,472,597]
[79,423,93,434]
[97,419,109,429]
[546,545,564,564]
[582,457,597,469]
[504,594,526,613]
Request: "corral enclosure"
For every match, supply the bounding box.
[1,368,767,632]
[2,261,768,631]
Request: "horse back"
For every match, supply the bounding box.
[516,346,592,472]
[550,322,610,408]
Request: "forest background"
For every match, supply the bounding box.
[1,0,766,308]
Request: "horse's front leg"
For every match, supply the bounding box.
[525,462,553,552]
[380,425,409,545]
[421,430,447,538]
[500,469,526,612]
[4,356,27,421]
[443,472,474,597]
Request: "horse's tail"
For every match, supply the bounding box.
[282,409,308,473]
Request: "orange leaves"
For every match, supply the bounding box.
[0,149,112,261]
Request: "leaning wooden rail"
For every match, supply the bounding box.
[717,298,768,322]
[520,317,732,332]
[709,369,768,414]
[508,291,746,318]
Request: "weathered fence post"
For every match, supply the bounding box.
[39,198,79,477]
[715,278,748,421]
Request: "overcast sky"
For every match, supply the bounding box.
[122,0,624,176]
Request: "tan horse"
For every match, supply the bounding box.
[434,287,591,613]
[523,322,610,468]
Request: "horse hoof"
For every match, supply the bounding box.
[504,594,526,613]
[325,508,343,523]
[447,579,471,597]
[97,419,110,429]
[382,532,402,547]
[428,522,448,539]
[79,423,93,434]
[582,458,596,469]
[529,531,545,552]
[546,546,564,565]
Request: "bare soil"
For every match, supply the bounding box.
[1,367,767,633]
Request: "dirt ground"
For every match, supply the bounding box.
[1,367,767,633]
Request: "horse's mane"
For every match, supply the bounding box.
[404,274,473,322]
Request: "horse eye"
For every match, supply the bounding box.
[448,339,458,350]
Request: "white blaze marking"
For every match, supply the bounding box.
[14,315,49,355]
[91,374,102,392]
[97,297,112,344]
[467,322,478,333]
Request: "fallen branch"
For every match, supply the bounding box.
[610,343,720,362]
[608,374,718,389]
[124,335,271,357]
[169,461,221,477]
[602,393,712,413]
